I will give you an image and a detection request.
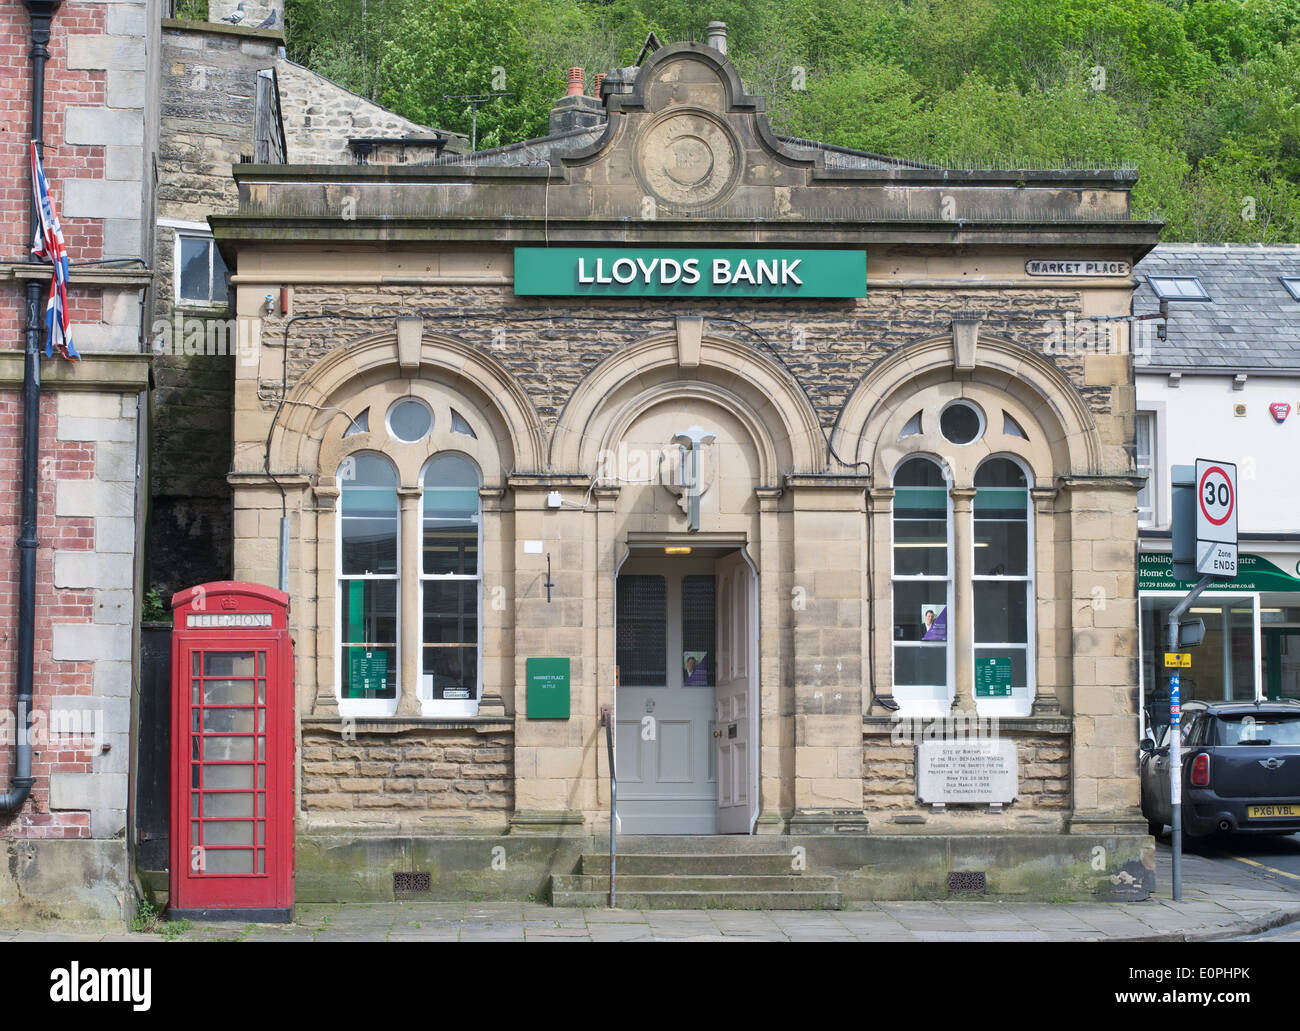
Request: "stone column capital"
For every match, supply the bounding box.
[950,486,977,510]
[868,487,894,514]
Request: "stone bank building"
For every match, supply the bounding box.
[211,37,1161,902]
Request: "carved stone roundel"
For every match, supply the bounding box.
[634,109,742,210]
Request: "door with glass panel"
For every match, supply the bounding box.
[615,554,718,833]
[176,642,292,910]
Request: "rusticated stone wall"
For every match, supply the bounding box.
[272,282,1098,436]
[863,722,1072,833]
[301,725,514,822]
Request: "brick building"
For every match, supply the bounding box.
[208,35,1163,904]
[0,0,156,923]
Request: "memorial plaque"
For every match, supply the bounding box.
[916,738,1019,805]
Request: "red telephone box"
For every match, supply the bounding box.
[169,582,294,921]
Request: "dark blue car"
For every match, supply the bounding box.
[1141,699,1300,838]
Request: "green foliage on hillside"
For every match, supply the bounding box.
[284,0,1300,241]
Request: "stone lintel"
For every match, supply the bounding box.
[507,474,592,490]
[784,474,872,490]
[228,472,312,489]
[1057,475,1144,492]
[0,262,153,289]
[300,715,514,736]
[0,352,150,393]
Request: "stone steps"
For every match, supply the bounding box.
[549,851,843,910]
[554,873,840,893]
[577,852,797,876]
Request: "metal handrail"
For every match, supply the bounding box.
[601,706,616,908]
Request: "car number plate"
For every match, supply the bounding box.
[1247,804,1300,819]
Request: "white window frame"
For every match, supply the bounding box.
[1136,401,1168,530]
[1135,409,1155,529]
[172,227,228,307]
[336,453,401,718]
[971,455,1036,718]
[418,452,483,718]
[890,455,955,718]
[1147,276,1211,302]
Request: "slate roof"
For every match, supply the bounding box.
[1134,244,1300,370]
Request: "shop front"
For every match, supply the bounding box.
[1139,550,1300,734]
[210,38,1161,900]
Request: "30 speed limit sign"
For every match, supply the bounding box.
[1195,458,1238,577]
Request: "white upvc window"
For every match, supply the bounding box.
[1136,409,1156,528]
[175,230,229,306]
[891,455,954,716]
[337,452,400,716]
[972,456,1035,716]
[419,452,482,716]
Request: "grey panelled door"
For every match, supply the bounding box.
[615,555,718,833]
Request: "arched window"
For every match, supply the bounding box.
[892,456,952,713]
[421,453,482,712]
[338,453,399,706]
[973,457,1033,712]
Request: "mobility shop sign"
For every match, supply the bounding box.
[1196,458,1238,577]
[513,248,867,298]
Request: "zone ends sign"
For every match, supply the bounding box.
[1195,458,1238,578]
[513,248,866,298]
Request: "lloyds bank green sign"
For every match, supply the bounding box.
[513,247,866,298]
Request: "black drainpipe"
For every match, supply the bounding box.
[1,0,61,815]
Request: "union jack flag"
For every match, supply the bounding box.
[29,141,80,362]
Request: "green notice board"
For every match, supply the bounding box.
[527,657,571,719]
[347,648,389,696]
[975,657,1013,698]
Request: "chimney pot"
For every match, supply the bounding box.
[706,21,727,55]
[566,66,585,96]
[594,73,606,96]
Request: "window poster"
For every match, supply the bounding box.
[683,651,709,685]
[921,605,948,642]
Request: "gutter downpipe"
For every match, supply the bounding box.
[1,0,61,815]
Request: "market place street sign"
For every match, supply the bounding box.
[513,248,867,298]
[1025,259,1131,277]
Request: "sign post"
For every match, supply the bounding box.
[1165,461,1239,900]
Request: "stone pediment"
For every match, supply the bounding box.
[556,42,819,217]
[220,41,1162,248]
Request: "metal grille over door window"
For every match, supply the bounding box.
[617,575,666,686]
[681,574,716,687]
